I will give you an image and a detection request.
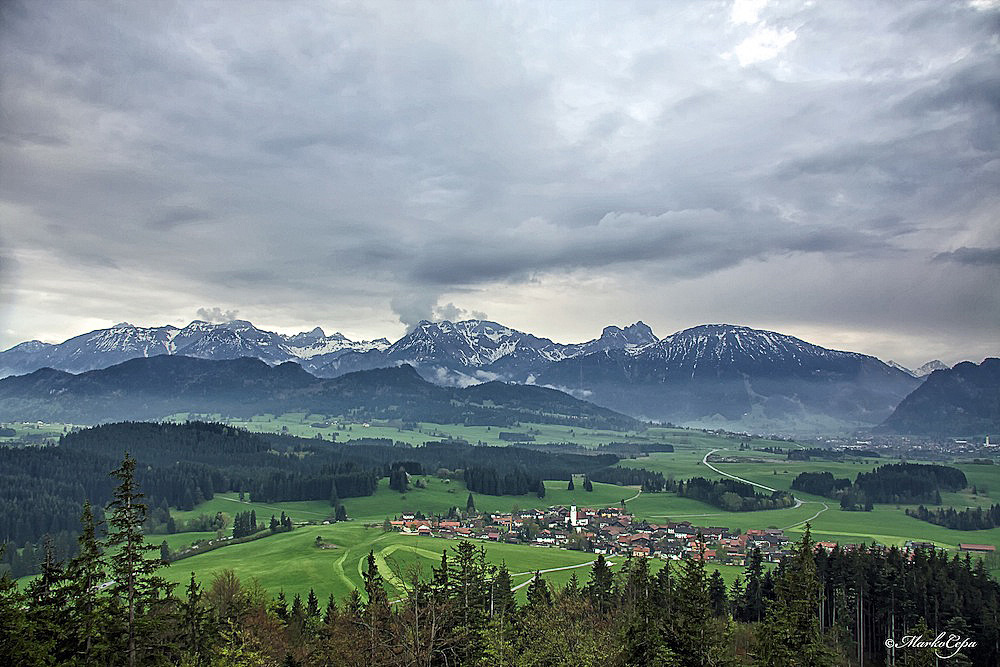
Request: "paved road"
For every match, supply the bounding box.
[510,559,614,591]
[701,448,830,529]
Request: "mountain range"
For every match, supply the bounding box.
[0,318,962,433]
[0,320,390,377]
[878,358,1000,436]
[0,356,637,430]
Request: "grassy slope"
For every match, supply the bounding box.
[159,521,751,603]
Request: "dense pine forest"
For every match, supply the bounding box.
[907,503,1000,531]
[791,463,968,512]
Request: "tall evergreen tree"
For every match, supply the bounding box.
[672,544,732,666]
[585,554,614,613]
[180,573,215,666]
[361,551,390,665]
[756,526,837,667]
[106,452,174,667]
[24,536,68,661]
[709,569,728,617]
[525,572,551,609]
[63,500,110,665]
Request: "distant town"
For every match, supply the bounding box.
[385,504,997,563]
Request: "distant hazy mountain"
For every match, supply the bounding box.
[0,355,637,430]
[886,359,951,378]
[319,319,657,382]
[535,324,922,432]
[0,320,389,377]
[878,358,1000,436]
[1,317,947,433]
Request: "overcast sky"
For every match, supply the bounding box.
[1,0,998,368]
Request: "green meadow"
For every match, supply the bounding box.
[120,419,1000,597]
[164,413,803,451]
[158,519,753,604]
[0,420,75,443]
[159,523,601,602]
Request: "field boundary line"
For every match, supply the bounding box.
[510,560,614,591]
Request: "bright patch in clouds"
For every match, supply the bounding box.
[731,25,797,66]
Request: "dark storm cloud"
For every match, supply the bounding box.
[0,0,997,365]
[934,247,1000,267]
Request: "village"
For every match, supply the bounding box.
[385,504,799,565]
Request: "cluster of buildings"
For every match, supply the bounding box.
[387,505,794,565]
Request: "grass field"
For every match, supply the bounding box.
[0,420,75,444]
[158,520,753,604]
[156,437,1000,594]
[159,522,603,602]
[20,416,990,598]
[164,413,807,451]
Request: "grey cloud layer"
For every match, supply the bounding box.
[0,0,997,364]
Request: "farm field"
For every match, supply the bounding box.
[157,519,753,604]
[620,449,1000,571]
[35,419,994,599]
[159,523,600,602]
[163,412,807,451]
[0,420,76,444]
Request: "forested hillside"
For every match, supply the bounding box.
[0,356,638,430]
[0,421,624,574]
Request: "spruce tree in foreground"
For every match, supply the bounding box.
[106,452,174,667]
[63,500,110,665]
[756,525,838,667]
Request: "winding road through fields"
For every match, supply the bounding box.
[701,448,829,530]
[510,559,615,591]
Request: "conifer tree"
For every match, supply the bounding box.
[449,540,490,663]
[106,452,174,667]
[307,588,320,619]
[585,554,614,613]
[362,550,390,663]
[672,543,731,666]
[24,536,68,660]
[709,569,728,617]
[323,593,338,625]
[63,500,109,665]
[755,525,837,667]
[180,573,215,666]
[525,572,551,609]
[568,476,575,491]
